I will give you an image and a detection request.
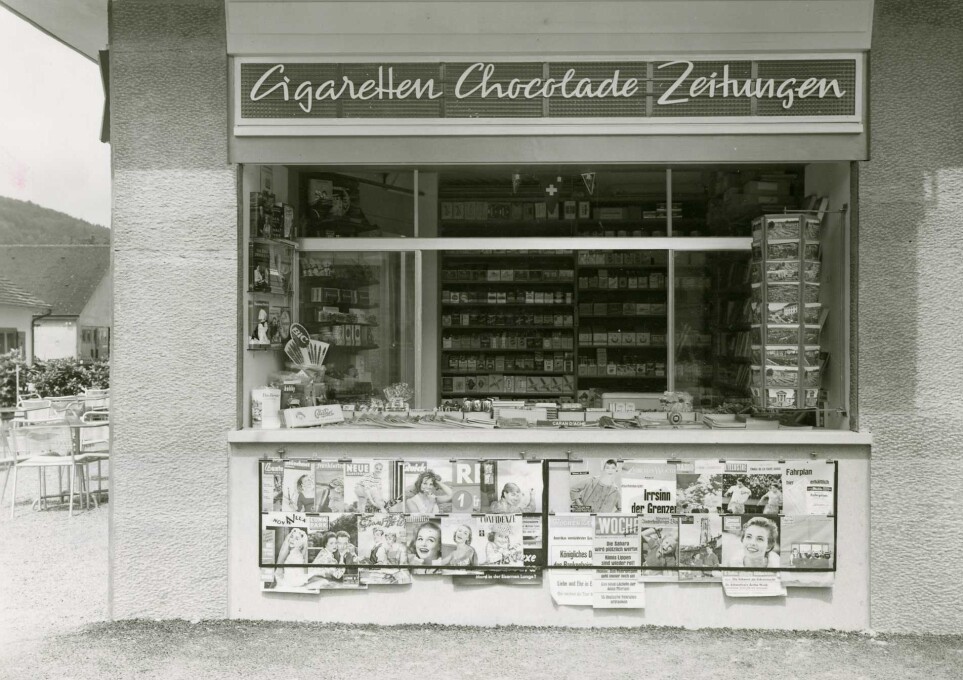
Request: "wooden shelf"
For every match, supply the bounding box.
[578,287,667,293]
[442,302,572,308]
[442,391,574,397]
[443,325,574,330]
[442,371,570,376]
[442,347,573,353]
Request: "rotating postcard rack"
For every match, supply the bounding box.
[748,213,823,411]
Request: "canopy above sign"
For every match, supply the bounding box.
[234,56,864,137]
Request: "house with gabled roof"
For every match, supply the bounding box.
[0,274,50,362]
[0,245,111,361]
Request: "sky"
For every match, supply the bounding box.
[0,7,111,227]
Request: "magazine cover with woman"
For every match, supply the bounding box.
[392,459,455,514]
[480,459,542,514]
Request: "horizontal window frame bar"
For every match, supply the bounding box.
[298,237,751,252]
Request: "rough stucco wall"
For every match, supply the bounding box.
[862,0,963,633]
[109,0,235,619]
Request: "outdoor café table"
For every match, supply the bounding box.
[65,413,109,508]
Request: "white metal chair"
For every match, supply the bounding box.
[76,410,109,504]
[82,388,109,413]
[8,422,92,518]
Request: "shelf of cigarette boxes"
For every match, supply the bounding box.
[230,407,872,446]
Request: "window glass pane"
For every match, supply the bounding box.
[671,166,806,237]
[297,169,416,238]
[299,251,416,409]
[435,169,667,238]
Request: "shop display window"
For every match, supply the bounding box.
[241,163,850,430]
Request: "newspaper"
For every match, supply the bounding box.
[548,514,595,566]
[593,514,641,568]
[592,571,644,609]
[549,569,595,606]
[312,460,346,513]
[782,461,835,515]
[639,515,680,582]
[677,514,723,582]
[780,515,835,570]
[722,571,787,598]
[676,460,725,514]
[722,461,783,515]
[621,461,677,515]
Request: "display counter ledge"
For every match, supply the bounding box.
[228,427,872,447]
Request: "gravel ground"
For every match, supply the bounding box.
[1,469,961,680]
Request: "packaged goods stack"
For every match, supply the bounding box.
[747,214,823,410]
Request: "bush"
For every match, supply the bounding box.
[28,357,110,398]
[0,352,109,406]
[0,349,30,407]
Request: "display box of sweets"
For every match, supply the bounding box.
[751,302,821,326]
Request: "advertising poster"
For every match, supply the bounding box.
[722,461,783,515]
[569,458,622,513]
[260,460,284,511]
[281,460,314,512]
[357,513,411,585]
[481,460,543,514]
[393,458,455,514]
[676,460,725,514]
[782,461,835,515]
[721,514,782,568]
[313,460,346,513]
[621,461,677,515]
[548,514,595,566]
[343,459,402,513]
[781,516,835,569]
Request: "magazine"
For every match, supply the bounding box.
[721,514,782,569]
[312,460,346,513]
[449,459,482,512]
[260,460,284,511]
[249,241,271,292]
[548,514,595,567]
[391,459,455,514]
[281,460,314,512]
[722,461,783,515]
[437,515,482,573]
[568,458,622,513]
[639,516,680,581]
[621,461,678,515]
[480,459,543,514]
[676,460,725,514]
[357,513,411,585]
[677,514,723,582]
[260,512,318,593]
[249,300,272,346]
[405,514,445,574]
[301,513,365,590]
[593,514,641,568]
[477,513,525,568]
[342,459,402,513]
[782,461,835,515]
[780,515,835,569]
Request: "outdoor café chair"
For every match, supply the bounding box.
[8,421,93,518]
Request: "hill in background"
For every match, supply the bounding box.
[0,195,109,244]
